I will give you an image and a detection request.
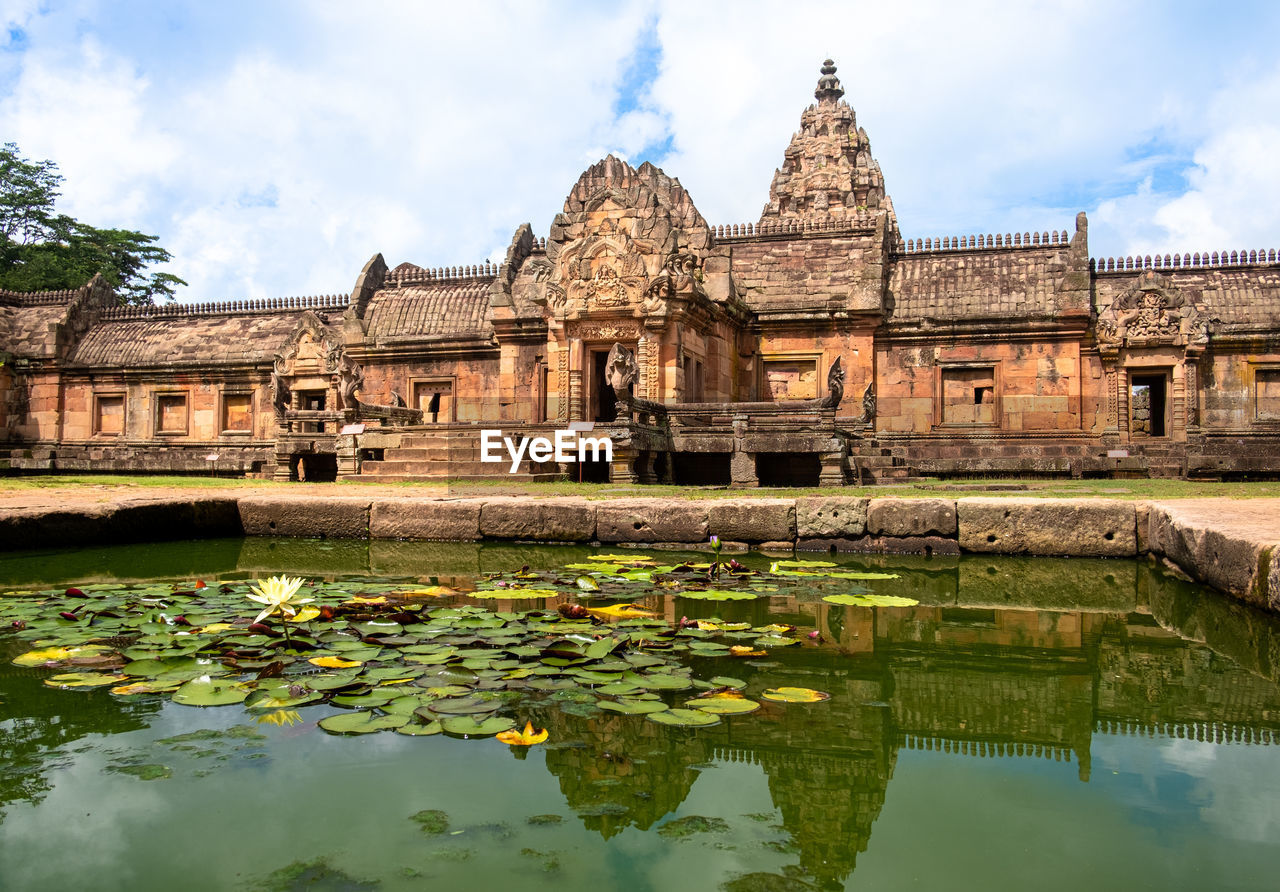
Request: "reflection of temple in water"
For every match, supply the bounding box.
[537,562,1280,889]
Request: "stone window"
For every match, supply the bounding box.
[942,367,996,425]
[155,394,188,435]
[222,392,253,433]
[94,394,125,436]
[1256,369,1280,421]
[762,357,818,401]
[412,379,454,424]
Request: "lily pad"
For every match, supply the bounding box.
[823,593,920,607]
[760,687,830,703]
[679,589,757,601]
[438,715,517,738]
[318,711,409,734]
[687,692,760,715]
[597,698,669,715]
[396,720,443,736]
[646,708,721,727]
[173,677,249,707]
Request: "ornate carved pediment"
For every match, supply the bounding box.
[1097,271,1208,351]
[274,312,344,377]
[562,236,649,309]
[272,311,363,413]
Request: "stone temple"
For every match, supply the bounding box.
[2,60,1279,485]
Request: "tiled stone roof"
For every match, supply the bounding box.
[889,248,1078,321]
[0,300,65,358]
[364,281,494,342]
[68,312,301,367]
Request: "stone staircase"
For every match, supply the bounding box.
[357,430,563,482]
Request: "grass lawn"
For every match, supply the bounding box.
[4,473,1279,501]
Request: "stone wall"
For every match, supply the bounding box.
[6,492,1279,615]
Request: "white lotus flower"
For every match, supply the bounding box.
[246,575,312,624]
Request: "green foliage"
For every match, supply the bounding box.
[0,142,185,305]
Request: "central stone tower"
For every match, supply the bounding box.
[760,59,896,233]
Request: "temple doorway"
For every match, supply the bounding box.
[1130,372,1168,437]
[589,347,633,422]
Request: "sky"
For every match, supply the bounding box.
[2,0,1279,303]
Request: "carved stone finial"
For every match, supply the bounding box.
[815,59,844,102]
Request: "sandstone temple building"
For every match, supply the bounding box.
[3,61,1279,485]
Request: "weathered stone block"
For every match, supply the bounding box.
[596,499,708,543]
[479,497,595,541]
[238,496,371,538]
[867,498,957,537]
[796,496,869,538]
[957,497,1136,557]
[1145,501,1280,606]
[370,499,481,541]
[709,499,795,542]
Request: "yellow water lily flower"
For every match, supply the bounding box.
[246,576,312,624]
[495,721,549,746]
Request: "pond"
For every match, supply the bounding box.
[2,538,1280,891]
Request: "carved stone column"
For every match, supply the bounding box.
[729,415,758,487]
[569,370,583,423]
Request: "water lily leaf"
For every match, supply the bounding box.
[771,559,838,568]
[646,708,721,727]
[331,691,399,708]
[575,575,600,592]
[679,589,757,601]
[287,606,321,623]
[563,562,626,574]
[469,588,558,600]
[425,695,503,715]
[591,554,656,564]
[309,655,362,669]
[822,571,901,580]
[44,671,128,688]
[300,671,363,691]
[382,695,433,715]
[635,673,694,691]
[13,645,111,668]
[584,637,619,660]
[597,698,669,715]
[245,686,321,709]
[754,635,799,648]
[318,711,409,734]
[111,680,178,696]
[687,692,760,715]
[761,687,831,703]
[439,715,516,737]
[709,676,747,690]
[587,603,658,619]
[396,720,443,736]
[823,593,920,607]
[401,586,456,598]
[173,677,249,706]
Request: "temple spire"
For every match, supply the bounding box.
[814,58,844,103]
[758,58,896,229]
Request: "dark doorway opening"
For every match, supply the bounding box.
[291,453,337,482]
[756,452,821,487]
[1130,373,1168,437]
[578,455,611,483]
[590,348,632,422]
[672,452,731,485]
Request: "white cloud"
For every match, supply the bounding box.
[0,0,1278,300]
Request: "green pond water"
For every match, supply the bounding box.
[3,538,1280,891]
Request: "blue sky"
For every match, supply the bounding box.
[2,0,1279,302]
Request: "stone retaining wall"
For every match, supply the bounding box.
[2,494,1276,613]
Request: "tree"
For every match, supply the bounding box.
[0,142,185,304]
